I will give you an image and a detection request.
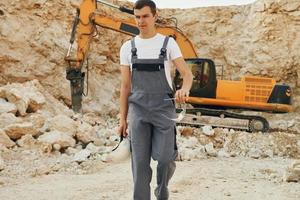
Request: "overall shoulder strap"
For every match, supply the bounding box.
[131,37,138,63]
[159,36,169,60]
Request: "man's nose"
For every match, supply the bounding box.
[139,17,145,23]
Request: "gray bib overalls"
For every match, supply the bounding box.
[128,36,178,200]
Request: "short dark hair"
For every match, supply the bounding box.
[134,0,156,16]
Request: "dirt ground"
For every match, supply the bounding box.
[1,157,300,200]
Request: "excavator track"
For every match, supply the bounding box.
[176,108,269,132]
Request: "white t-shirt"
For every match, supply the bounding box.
[120,33,182,89]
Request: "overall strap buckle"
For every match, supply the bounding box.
[159,36,169,60]
[131,38,138,61]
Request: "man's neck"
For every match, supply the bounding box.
[139,29,157,39]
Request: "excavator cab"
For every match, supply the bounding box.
[174,58,217,99]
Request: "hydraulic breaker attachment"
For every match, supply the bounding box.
[66,69,85,113]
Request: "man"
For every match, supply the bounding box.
[118,1,193,199]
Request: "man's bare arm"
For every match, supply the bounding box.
[118,65,131,136]
[172,57,193,102]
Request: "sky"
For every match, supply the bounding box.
[127,0,257,8]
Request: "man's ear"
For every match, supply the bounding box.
[154,13,158,21]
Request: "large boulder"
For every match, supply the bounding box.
[4,122,39,140]
[42,115,77,136]
[0,81,46,116]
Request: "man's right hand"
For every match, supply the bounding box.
[175,88,189,103]
[118,119,128,137]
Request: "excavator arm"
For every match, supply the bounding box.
[65,0,197,112]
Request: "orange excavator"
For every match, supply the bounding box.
[65,0,292,132]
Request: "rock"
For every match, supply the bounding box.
[297,140,300,148]
[25,113,45,131]
[65,147,79,156]
[0,113,22,129]
[0,98,17,114]
[16,134,36,148]
[182,137,199,148]
[180,127,194,137]
[284,160,300,182]
[0,157,4,171]
[0,81,46,116]
[109,135,119,142]
[283,1,300,12]
[264,149,274,158]
[195,132,212,145]
[76,144,83,150]
[0,129,15,148]
[42,115,77,136]
[4,88,29,116]
[270,120,289,130]
[179,148,197,161]
[0,144,9,152]
[73,149,92,163]
[229,129,235,134]
[53,143,61,151]
[248,148,262,159]
[222,128,230,134]
[75,121,99,144]
[292,123,300,134]
[202,125,215,136]
[217,149,230,158]
[93,138,105,146]
[38,130,76,149]
[81,112,105,126]
[287,120,295,128]
[178,145,206,161]
[104,139,114,146]
[24,80,46,112]
[205,142,217,157]
[224,192,231,197]
[86,142,100,154]
[193,146,206,159]
[16,134,52,153]
[4,122,39,140]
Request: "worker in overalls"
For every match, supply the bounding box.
[118,1,193,199]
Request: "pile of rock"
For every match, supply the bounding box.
[0,80,120,165]
[176,124,300,161]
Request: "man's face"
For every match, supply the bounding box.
[134,6,157,34]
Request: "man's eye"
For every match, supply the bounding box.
[135,16,140,19]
